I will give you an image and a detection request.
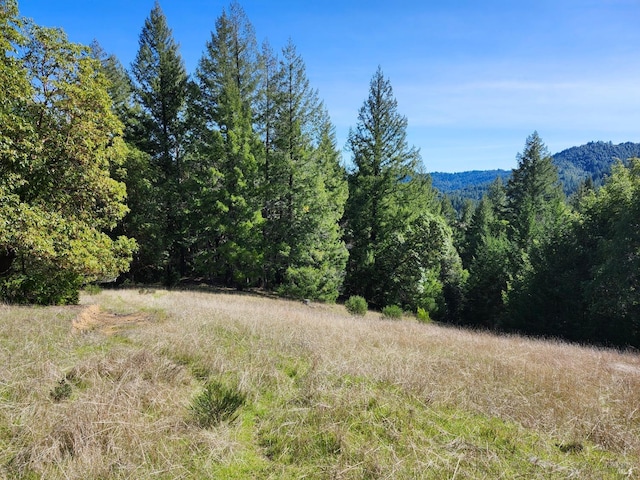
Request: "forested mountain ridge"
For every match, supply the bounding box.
[554,141,640,193]
[432,141,640,199]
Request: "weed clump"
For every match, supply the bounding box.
[50,379,73,402]
[382,305,403,319]
[345,295,368,316]
[190,379,246,428]
[416,307,431,323]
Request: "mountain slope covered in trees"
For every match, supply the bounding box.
[432,141,640,200]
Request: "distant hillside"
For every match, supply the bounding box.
[430,170,511,202]
[432,141,640,202]
[554,141,640,194]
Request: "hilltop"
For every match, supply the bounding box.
[1,288,638,478]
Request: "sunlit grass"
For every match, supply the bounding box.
[0,289,638,478]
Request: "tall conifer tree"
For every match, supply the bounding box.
[505,131,565,253]
[192,1,263,287]
[130,2,189,284]
[258,41,347,300]
[344,67,459,313]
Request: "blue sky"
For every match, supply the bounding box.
[19,0,640,172]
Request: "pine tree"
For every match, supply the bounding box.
[344,67,458,313]
[259,41,348,300]
[191,1,264,287]
[130,1,189,285]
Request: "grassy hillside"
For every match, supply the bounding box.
[1,289,638,478]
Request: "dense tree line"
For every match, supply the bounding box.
[458,132,640,348]
[1,1,639,348]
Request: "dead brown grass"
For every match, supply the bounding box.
[72,304,151,335]
[1,289,639,478]
[141,288,640,453]
[114,289,640,456]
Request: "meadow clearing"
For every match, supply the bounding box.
[1,288,638,478]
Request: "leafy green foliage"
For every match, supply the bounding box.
[416,307,431,323]
[578,159,640,346]
[345,295,368,316]
[382,305,403,319]
[0,7,135,304]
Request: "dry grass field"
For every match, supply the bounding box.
[1,288,639,478]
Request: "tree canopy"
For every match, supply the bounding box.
[0,2,135,304]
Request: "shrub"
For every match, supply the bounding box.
[417,307,431,323]
[345,295,368,316]
[50,379,73,402]
[189,379,246,428]
[382,305,403,319]
[0,268,83,305]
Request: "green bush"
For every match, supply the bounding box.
[190,379,246,428]
[382,305,403,319]
[417,307,431,323]
[0,268,83,305]
[50,379,73,402]
[345,295,368,316]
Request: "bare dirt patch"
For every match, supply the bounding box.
[72,304,150,335]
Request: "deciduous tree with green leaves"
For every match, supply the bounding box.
[0,3,135,304]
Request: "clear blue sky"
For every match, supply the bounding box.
[18,0,640,173]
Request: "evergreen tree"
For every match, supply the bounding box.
[505,131,565,253]
[255,40,283,287]
[461,179,512,328]
[280,110,348,301]
[344,67,459,313]
[581,159,640,346]
[90,42,162,285]
[130,1,189,285]
[500,132,570,332]
[259,41,347,300]
[191,1,264,287]
[90,40,132,120]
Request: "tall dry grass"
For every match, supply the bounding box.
[1,289,639,478]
